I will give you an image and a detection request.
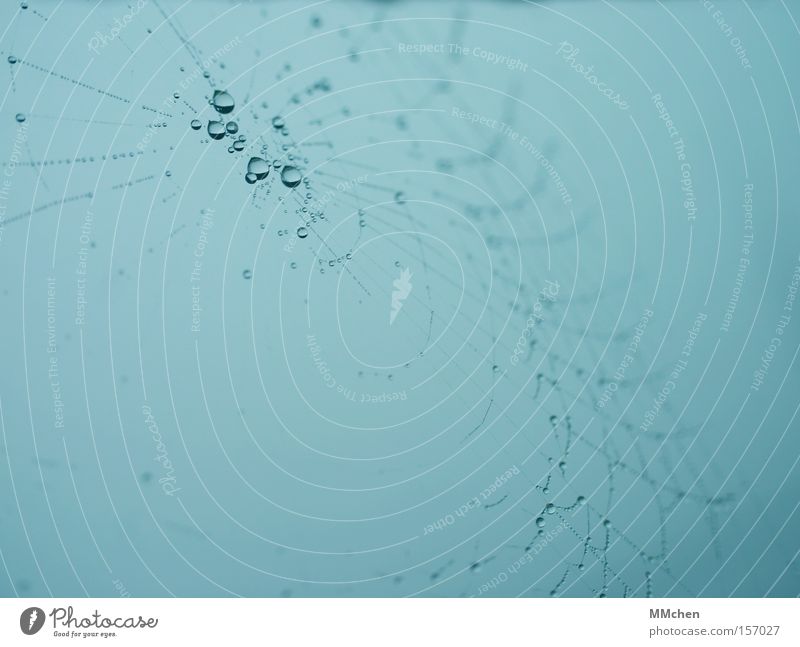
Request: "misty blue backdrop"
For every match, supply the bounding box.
[0,0,798,597]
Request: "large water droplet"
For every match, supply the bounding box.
[226,121,238,134]
[212,90,235,114]
[15,113,25,123]
[281,165,302,188]
[207,120,225,140]
[247,157,269,180]
[8,55,17,64]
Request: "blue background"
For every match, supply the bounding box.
[0,0,799,597]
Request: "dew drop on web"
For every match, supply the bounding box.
[207,120,225,140]
[247,157,269,180]
[212,89,235,114]
[281,165,302,188]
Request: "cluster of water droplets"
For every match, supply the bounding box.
[187,89,304,190]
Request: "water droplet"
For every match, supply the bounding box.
[535,517,545,528]
[190,119,202,130]
[245,173,257,184]
[233,140,245,152]
[242,269,252,279]
[290,262,297,269]
[226,121,238,134]
[207,120,225,140]
[247,157,269,180]
[7,55,16,64]
[603,519,611,528]
[576,495,586,505]
[545,503,555,514]
[173,92,180,100]
[271,116,285,129]
[165,170,171,177]
[280,165,302,188]
[394,190,406,204]
[15,113,25,123]
[212,90,235,114]
[297,227,308,239]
